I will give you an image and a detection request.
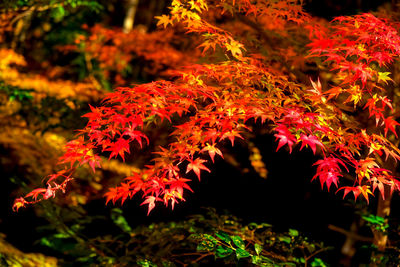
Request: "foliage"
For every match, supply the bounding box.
[191,224,329,266]
[60,24,200,87]
[12,0,400,216]
[0,49,103,102]
[0,0,102,11]
[34,207,329,266]
[362,214,389,232]
[2,0,400,265]
[0,234,57,267]
[358,217,400,266]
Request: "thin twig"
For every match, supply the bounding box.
[328,224,373,242]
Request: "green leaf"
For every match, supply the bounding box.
[203,234,217,242]
[254,243,263,255]
[236,248,251,259]
[51,6,66,21]
[137,259,157,267]
[251,255,274,267]
[362,214,385,224]
[197,234,217,251]
[215,245,233,258]
[252,255,275,266]
[311,257,328,267]
[216,231,231,243]
[53,233,70,239]
[231,235,245,249]
[111,208,132,233]
[252,255,261,264]
[278,236,292,244]
[39,237,52,247]
[260,223,272,228]
[289,229,299,237]
[248,222,272,230]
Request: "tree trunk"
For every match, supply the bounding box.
[123,0,139,33]
[371,62,398,259]
[373,194,392,251]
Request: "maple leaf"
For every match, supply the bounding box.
[310,77,322,94]
[308,78,327,104]
[338,185,373,204]
[379,96,393,110]
[356,158,379,183]
[46,169,69,184]
[313,156,346,191]
[198,40,217,55]
[225,38,245,58]
[155,15,173,28]
[383,116,399,137]
[363,95,380,122]
[43,185,56,200]
[221,130,244,146]
[82,104,104,121]
[105,187,119,205]
[324,86,342,100]
[203,129,220,144]
[307,38,336,53]
[88,156,102,173]
[377,71,392,85]
[186,158,211,181]
[274,125,297,153]
[105,138,131,161]
[25,188,47,201]
[164,178,193,209]
[12,197,28,212]
[200,143,223,162]
[119,183,134,204]
[371,177,386,200]
[122,128,149,148]
[163,189,181,210]
[368,141,383,156]
[299,134,325,154]
[141,196,161,215]
[168,177,193,198]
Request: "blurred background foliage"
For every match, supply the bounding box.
[1,0,400,266]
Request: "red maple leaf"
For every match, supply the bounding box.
[299,134,325,154]
[383,116,399,137]
[105,138,131,161]
[141,196,161,215]
[104,187,118,205]
[274,124,297,153]
[168,177,193,197]
[221,130,244,146]
[313,156,346,191]
[186,158,211,181]
[25,188,47,201]
[338,185,373,204]
[122,128,149,148]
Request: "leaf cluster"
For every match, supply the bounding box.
[35,207,330,266]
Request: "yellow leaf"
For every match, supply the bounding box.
[377,72,392,85]
[155,15,172,28]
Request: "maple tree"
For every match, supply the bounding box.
[13,0,400,214]
[8,0,400,262]
[60,23,199,86]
